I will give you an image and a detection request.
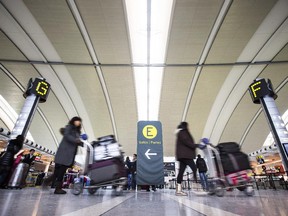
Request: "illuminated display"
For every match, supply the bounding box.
[24,78,51,102]
[249,78,276,104]
[35,80,49,96]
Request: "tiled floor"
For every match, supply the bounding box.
[0,187,287,216]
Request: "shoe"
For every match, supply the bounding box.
[54,188,67,194]
[54,181,67,194]
[175,183,187,196]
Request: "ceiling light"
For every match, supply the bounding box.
[125,0,173,121]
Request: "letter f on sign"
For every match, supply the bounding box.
[251,81,261,98]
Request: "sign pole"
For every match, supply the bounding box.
[137,121,164,185]
[249,78,288,174]
[10,77,51,139]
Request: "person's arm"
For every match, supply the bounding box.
[63,125,82,145]
[14,149,24,158]
[179,131,198,149]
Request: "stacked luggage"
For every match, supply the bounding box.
[92,135,122,161]
[88,135,126,184]
[216,142,251,186]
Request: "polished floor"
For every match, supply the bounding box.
[0,187,287,216]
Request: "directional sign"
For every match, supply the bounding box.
[145,149,157,159]
[137,121,164,185]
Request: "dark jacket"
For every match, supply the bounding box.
[130,160,137,174]
[0,139,22,167]
[54,124,83,167]
[176,129,198,160]
[196,157,207,173]
[22,154,36,166]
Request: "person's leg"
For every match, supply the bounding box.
[176,160,187,196]
[176,160,186,184]
[199,172,205,189]
[0,169,9,186]
[203,172,208,190]
[131,173,136,190]
[54,165,68,194]
[127,174,132,190]
[185,159,198,183]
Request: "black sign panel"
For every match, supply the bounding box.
[248,78,277,104]
[137,121,164,185]
[24,78,51,103]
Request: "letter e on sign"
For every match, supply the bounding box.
[142,125,157,139]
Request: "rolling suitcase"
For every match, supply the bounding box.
[88,158,126,184]
[217,142,240,154]
[8,163,29,188]
[92,140,122,161]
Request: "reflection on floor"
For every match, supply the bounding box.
[0,187,287,216]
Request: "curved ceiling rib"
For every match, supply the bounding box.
[0,0,96,140]
[67,0,118,139]
[203,0,288,143]
[181,0,232,121]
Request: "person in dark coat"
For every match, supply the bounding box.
[125,157,132,190]
[196,154,208,191]
[130,154,137,190]
[0,135,24,187]
[175,122,199,196]
[42,117,83,194]
[22,149,36,166]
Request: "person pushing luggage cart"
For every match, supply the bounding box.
[42,116,84,194]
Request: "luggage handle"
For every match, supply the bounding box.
[82,140,94,165]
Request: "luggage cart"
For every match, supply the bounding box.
[203,143,254,197]
[72,140,127,196]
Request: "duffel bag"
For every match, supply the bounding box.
[217,142,240,154]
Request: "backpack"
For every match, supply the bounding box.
[197,158,207,172]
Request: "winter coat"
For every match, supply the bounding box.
[54,124,83,167]
[175,129,198,160]
[22,154,36,166]
[0,139,22,167]
[196,157,207,173]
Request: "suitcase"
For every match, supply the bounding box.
[93,142,121,161]
[217,142,240,154]
[218,154,236,174]
[97,135,115,142]
[219,152,251,174]
[88,158,126,184]
[232,152,251,171]
[8,163,29,188]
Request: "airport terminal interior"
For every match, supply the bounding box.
[1,0,288,215]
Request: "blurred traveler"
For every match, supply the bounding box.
[196,154,208,191]
[125,156,132,190]
[22,149,36,166]
[175,122,199,196]
[146,185,156,192]
[42,117,83,194]
[130,154,137,190]
[0,135,24,187]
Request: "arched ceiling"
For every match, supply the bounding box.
[0,0,288,156]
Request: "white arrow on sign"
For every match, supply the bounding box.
[145,149,157,159]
